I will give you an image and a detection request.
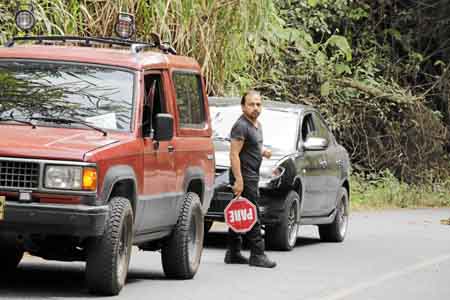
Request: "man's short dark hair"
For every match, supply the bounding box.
[241,90,261,105]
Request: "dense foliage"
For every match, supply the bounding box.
[0,0,276,95]
[1,0,449,184]
[251,0,450,184]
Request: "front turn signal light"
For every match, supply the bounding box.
[82,167,97,191]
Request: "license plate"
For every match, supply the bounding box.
[0,196,5,221]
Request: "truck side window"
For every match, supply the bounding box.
[143,74,166,137]
[173,72,205,128]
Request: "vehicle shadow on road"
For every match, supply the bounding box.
[0,262,93,298]
[294,237,322,248]
[204,231,228,249]
[0,261,176,298]
[204,231,322,249]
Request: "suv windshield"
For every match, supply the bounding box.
[211,106,298,151]
[0,60,135,131]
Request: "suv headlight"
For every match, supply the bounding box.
[45,165,97,191]
[259,164,285,187]
[260,164,284,180]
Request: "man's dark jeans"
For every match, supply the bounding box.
[228,180,264,255]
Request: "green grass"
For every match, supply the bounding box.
[350,170,450,210]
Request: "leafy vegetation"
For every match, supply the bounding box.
[1,0,450,207]
[0,0,277,95]
[351,170,450,210]
[247,0,450,185]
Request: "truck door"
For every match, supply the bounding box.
[139,71,177,232]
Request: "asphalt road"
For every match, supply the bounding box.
[1,208,450,300]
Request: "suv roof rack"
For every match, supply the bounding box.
[5,35,177,55]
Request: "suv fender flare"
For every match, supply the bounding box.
[292,176,305,223]
[337,178,350,208]
[180,167,209,213]
[100,165,138,212]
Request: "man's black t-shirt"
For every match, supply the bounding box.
[230,115,263,183]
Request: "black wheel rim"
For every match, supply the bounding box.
[287,203,299,247]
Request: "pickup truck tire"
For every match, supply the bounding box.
[0,244,24,271]
[162,192,203,279]
[265,190,300,251]
[86,197,133,295]
[319,187,348,242]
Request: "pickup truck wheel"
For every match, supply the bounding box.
[0,244,24,271]
[319,187,348,242]
[86,197,133,295]
[162,192,203,279]
[265,190,300,251]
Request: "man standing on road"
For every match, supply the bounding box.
[225,90,276,268]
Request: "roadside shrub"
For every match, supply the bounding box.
[351,170,450,209]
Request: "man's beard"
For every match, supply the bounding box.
[252,111,260,119]
[244,111,260,122]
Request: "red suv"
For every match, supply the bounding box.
[0,17,214,295]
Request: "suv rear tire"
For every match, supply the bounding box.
[319,187,348,242]
[0,244,24,271]
[162,192,203,279]
[86,197,133,295]
[265,190,300,251]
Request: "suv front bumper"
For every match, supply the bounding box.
[0,201,108,237]
[206,189,285,225]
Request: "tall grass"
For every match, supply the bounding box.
[0,0,279,95]
[351,170,450,210]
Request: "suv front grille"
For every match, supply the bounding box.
[0,160,40,189]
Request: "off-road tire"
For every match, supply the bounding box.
[319,187,349,242]
[162,192,204,279]
[86,197,133,295]
[265,190,300,251]
[0,244,24,271]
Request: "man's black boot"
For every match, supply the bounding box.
[224,250,249,264]
[249,254,277,268]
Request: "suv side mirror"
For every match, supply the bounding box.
[303,137,328,151]
[154,113,173,141]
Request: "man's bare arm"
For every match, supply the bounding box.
[230,139,244,197]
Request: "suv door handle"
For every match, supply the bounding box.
[168,145,175,153]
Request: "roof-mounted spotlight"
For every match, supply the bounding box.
[115,13,135,40]
[15,2,36,33]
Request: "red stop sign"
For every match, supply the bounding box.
[224,197,257,233]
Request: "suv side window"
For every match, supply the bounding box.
[301,113,315,142]
[142,73,166,137]
[312,112,330,141]
[173,72,206,128]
